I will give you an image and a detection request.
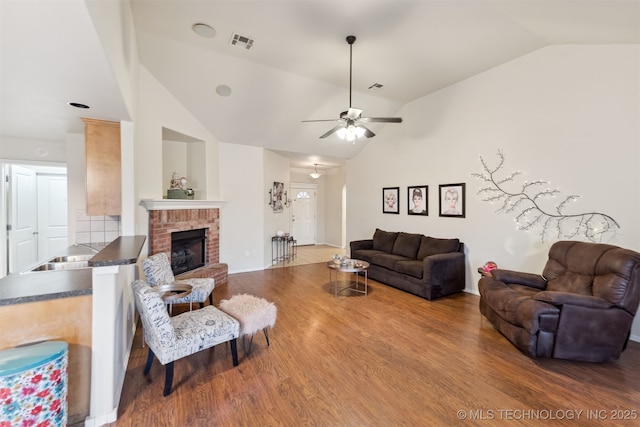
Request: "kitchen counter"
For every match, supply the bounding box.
[0,235,146,306]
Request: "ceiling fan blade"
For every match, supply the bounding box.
[359,117,403,123]
[346,108,362,120]
[358,124,376,138]
[319,124,345,139]
[301,119,342,123]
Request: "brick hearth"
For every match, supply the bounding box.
[147,208,228,285]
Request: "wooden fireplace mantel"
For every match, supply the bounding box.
[139,199,226,211]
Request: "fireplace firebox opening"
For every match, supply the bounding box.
[171,228,207,275]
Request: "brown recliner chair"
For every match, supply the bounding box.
[479,241,640,362]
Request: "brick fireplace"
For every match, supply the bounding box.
[142,200,228,285]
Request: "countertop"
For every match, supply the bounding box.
[0,236,146,306]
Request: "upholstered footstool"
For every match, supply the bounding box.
[219,294,277,355]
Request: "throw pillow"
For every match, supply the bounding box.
[372,229,398,253]
[392,232,422,259]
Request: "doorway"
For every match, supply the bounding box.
[290,183,317,246]
[2,163,67,275]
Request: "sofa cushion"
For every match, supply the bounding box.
[417,236,460,260]
[479,281,558,331]
[391,232,422,259]
[371,253,411,270]
[394,260,423,279]
[372,229,398,253]
[546,272,593,295]
[351,249,386,264]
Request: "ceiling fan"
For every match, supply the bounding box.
[302,35,402,142]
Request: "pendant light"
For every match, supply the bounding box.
[310,164,321,179]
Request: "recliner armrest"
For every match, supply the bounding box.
[491,269,547,290]
[534,291,613,310]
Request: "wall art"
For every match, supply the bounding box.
[407,186,428,215]
[472,150,618,242]
[272,181,284,213]
[382,187,399,214]
[439,183,466,218]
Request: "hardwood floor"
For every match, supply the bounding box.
[268,244,345,269]
[111,262,640,426]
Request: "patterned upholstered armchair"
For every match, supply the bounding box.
[142,252,214,308]
[132,280,240,396]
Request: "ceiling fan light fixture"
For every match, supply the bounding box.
[337,124,365,142]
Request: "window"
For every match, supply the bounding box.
[296,190,311,199]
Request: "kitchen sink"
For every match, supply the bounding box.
[29,261,90,271]
[50,254,95,263]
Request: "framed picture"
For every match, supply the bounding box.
[439,183,466,218]
[382,187,400,214]
[407,186,428,215]
[272,181,284,213]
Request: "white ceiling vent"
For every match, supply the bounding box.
[230,33,254,50]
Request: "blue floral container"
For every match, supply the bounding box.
[0,341,68,427]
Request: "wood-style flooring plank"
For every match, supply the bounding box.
[109,262,640,427]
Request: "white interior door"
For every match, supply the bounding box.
[37,174,68,261]
[8,165,38,273]
[291,184,316,246]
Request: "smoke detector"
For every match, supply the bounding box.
[230,33,254,50]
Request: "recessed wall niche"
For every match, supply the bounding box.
[162,127,206,199]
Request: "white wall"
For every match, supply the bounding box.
[218,143,265,273]
[65,132,85,244]
[0,136,67,163]
[135,66,222,249]
[323,167,347,248]
[346,45,640,339]
[264,150,292,266]
[84,0,138,121]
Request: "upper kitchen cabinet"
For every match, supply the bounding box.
[83,118,121,216]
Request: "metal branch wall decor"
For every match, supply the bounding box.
[471,150,619,243]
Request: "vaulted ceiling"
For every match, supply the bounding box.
[2,1,639,170]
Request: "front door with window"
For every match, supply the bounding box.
[290,184,317,246]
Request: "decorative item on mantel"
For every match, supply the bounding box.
[167,171,194,200]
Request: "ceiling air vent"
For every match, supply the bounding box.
[230,33,254,50]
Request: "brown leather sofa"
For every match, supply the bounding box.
[350,229,465,300]
[479,241,640,362]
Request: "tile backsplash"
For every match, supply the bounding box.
[75,209,121,244]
